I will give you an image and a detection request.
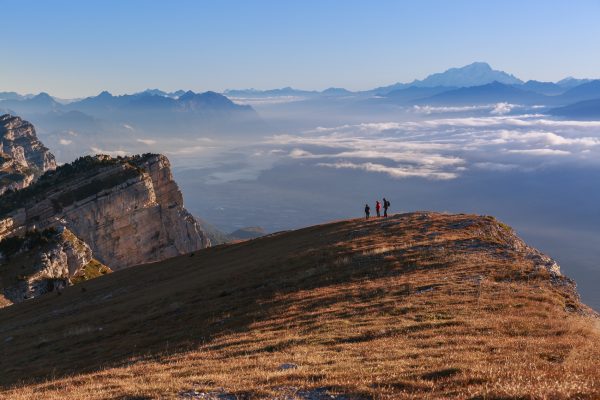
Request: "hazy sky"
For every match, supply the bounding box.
[2,0,600,98]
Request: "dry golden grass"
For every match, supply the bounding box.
[0,212,598,399]
[71,259,113,285]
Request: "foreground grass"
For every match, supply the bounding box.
[0,212,598,399]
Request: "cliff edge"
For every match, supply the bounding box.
[0,153,210,271]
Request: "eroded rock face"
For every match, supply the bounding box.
[0,114,57,195]
[0,153,210,270]
[59,155,210,268]
[0,227,99,305]
[0,118,209,306]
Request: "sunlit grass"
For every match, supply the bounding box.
[1,212,598,399]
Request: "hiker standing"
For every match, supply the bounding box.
[364,203,370,219]
[383,197,390,217]
[375,200,381,217]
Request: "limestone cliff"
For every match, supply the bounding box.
[0,153,210,270]
[0,227,110,307]
[0,114,56,195]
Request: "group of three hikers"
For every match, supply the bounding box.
[364,198,390,219]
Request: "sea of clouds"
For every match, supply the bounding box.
[48,103,600,187]
[257,112,600,182]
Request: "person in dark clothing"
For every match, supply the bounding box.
[383,197,390,217]
[375,200,381,217]
[364,203,370,219]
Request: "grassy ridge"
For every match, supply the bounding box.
[0,212,598,399]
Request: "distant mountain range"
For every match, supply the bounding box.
[518,80,564,96]
[220,62,600,112]
[0,91,32,101]
[371,62,522,95]
[556,80,600,103]
[2,62,598,104]
[2,62,599,122]
[224,87,320,98]
[220,62,598,99]
[556,77,593,89]
[371,80,600,110]
[413,81,547,106]
[0,90,264,140]
[415,62,523,87]
[383,86,458,103]
[195,217,267,245]
[0,90,254,117]
[550,98,600,119]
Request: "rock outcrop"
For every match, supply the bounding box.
[0,114,57,195]
[0,227,110,307]
[0,117,210,306]
[0,153,210,271]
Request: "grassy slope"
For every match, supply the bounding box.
[0,250,37,308]
[71,259,113,285]
[0,212,598,399]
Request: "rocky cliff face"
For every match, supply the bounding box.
[0,114,56,195]
[0,153,210,271]
[0,116,210,306]
[0,227,110,307]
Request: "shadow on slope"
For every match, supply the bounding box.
[0,212,595,399]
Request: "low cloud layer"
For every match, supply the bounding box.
[56,112,600,184]
[89,147,130,157]
[265,114,600,180]
[136,138,157,145]
[316,161,459,180]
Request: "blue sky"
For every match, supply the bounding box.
[2,0,599,97]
